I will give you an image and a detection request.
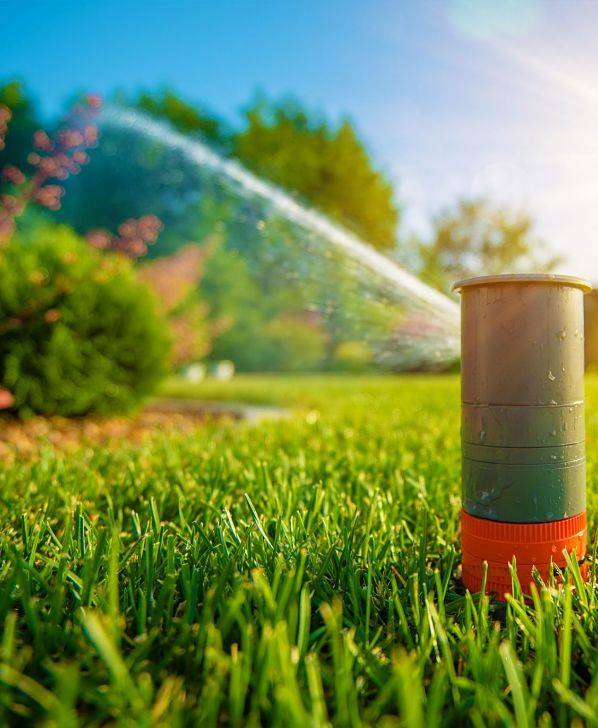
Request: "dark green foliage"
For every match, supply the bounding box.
[129,87,228,149]
[0,223,170,416]
[0,80,40,180]
[234,96,399,250]
[0,375,595,724]
[57,121,195,243]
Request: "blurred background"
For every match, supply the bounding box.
[2,0,598,418]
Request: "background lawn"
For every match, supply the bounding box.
[0,374,596,725]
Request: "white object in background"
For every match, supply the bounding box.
[212,361,235,381]
[182,363,206,383]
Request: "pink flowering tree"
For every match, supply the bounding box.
[86,214,163,259]
[0,94,101,245]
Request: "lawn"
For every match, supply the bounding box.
[0,374,596,726]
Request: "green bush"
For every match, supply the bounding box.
[0,223,170,416]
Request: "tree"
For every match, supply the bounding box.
[417,198,560,294]
[1,91,100,243]
[232,96,399,251]
[0,81,41,183]
[129,88,228,149]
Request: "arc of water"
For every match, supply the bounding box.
[103,108,460,326]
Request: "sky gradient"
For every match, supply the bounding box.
[3,0,598,278]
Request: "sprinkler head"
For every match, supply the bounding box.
[453,274,591,598]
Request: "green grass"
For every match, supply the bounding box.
[0,374,596,726]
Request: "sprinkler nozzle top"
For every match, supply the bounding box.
[452,273,592,294]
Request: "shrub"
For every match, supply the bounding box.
[0,223,170,416]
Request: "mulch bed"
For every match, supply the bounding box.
[0,401,239,460]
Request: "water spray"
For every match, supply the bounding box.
[64,108,461,371]
[454,274,590,597]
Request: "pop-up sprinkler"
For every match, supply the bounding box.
[453,274,591,597]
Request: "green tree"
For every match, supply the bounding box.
[129,88,227,148]
[417,198,560,294]
[233,96,399,251]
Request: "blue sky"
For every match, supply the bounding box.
[3,0,598,277]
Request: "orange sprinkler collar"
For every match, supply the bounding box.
[460,510,587,598]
